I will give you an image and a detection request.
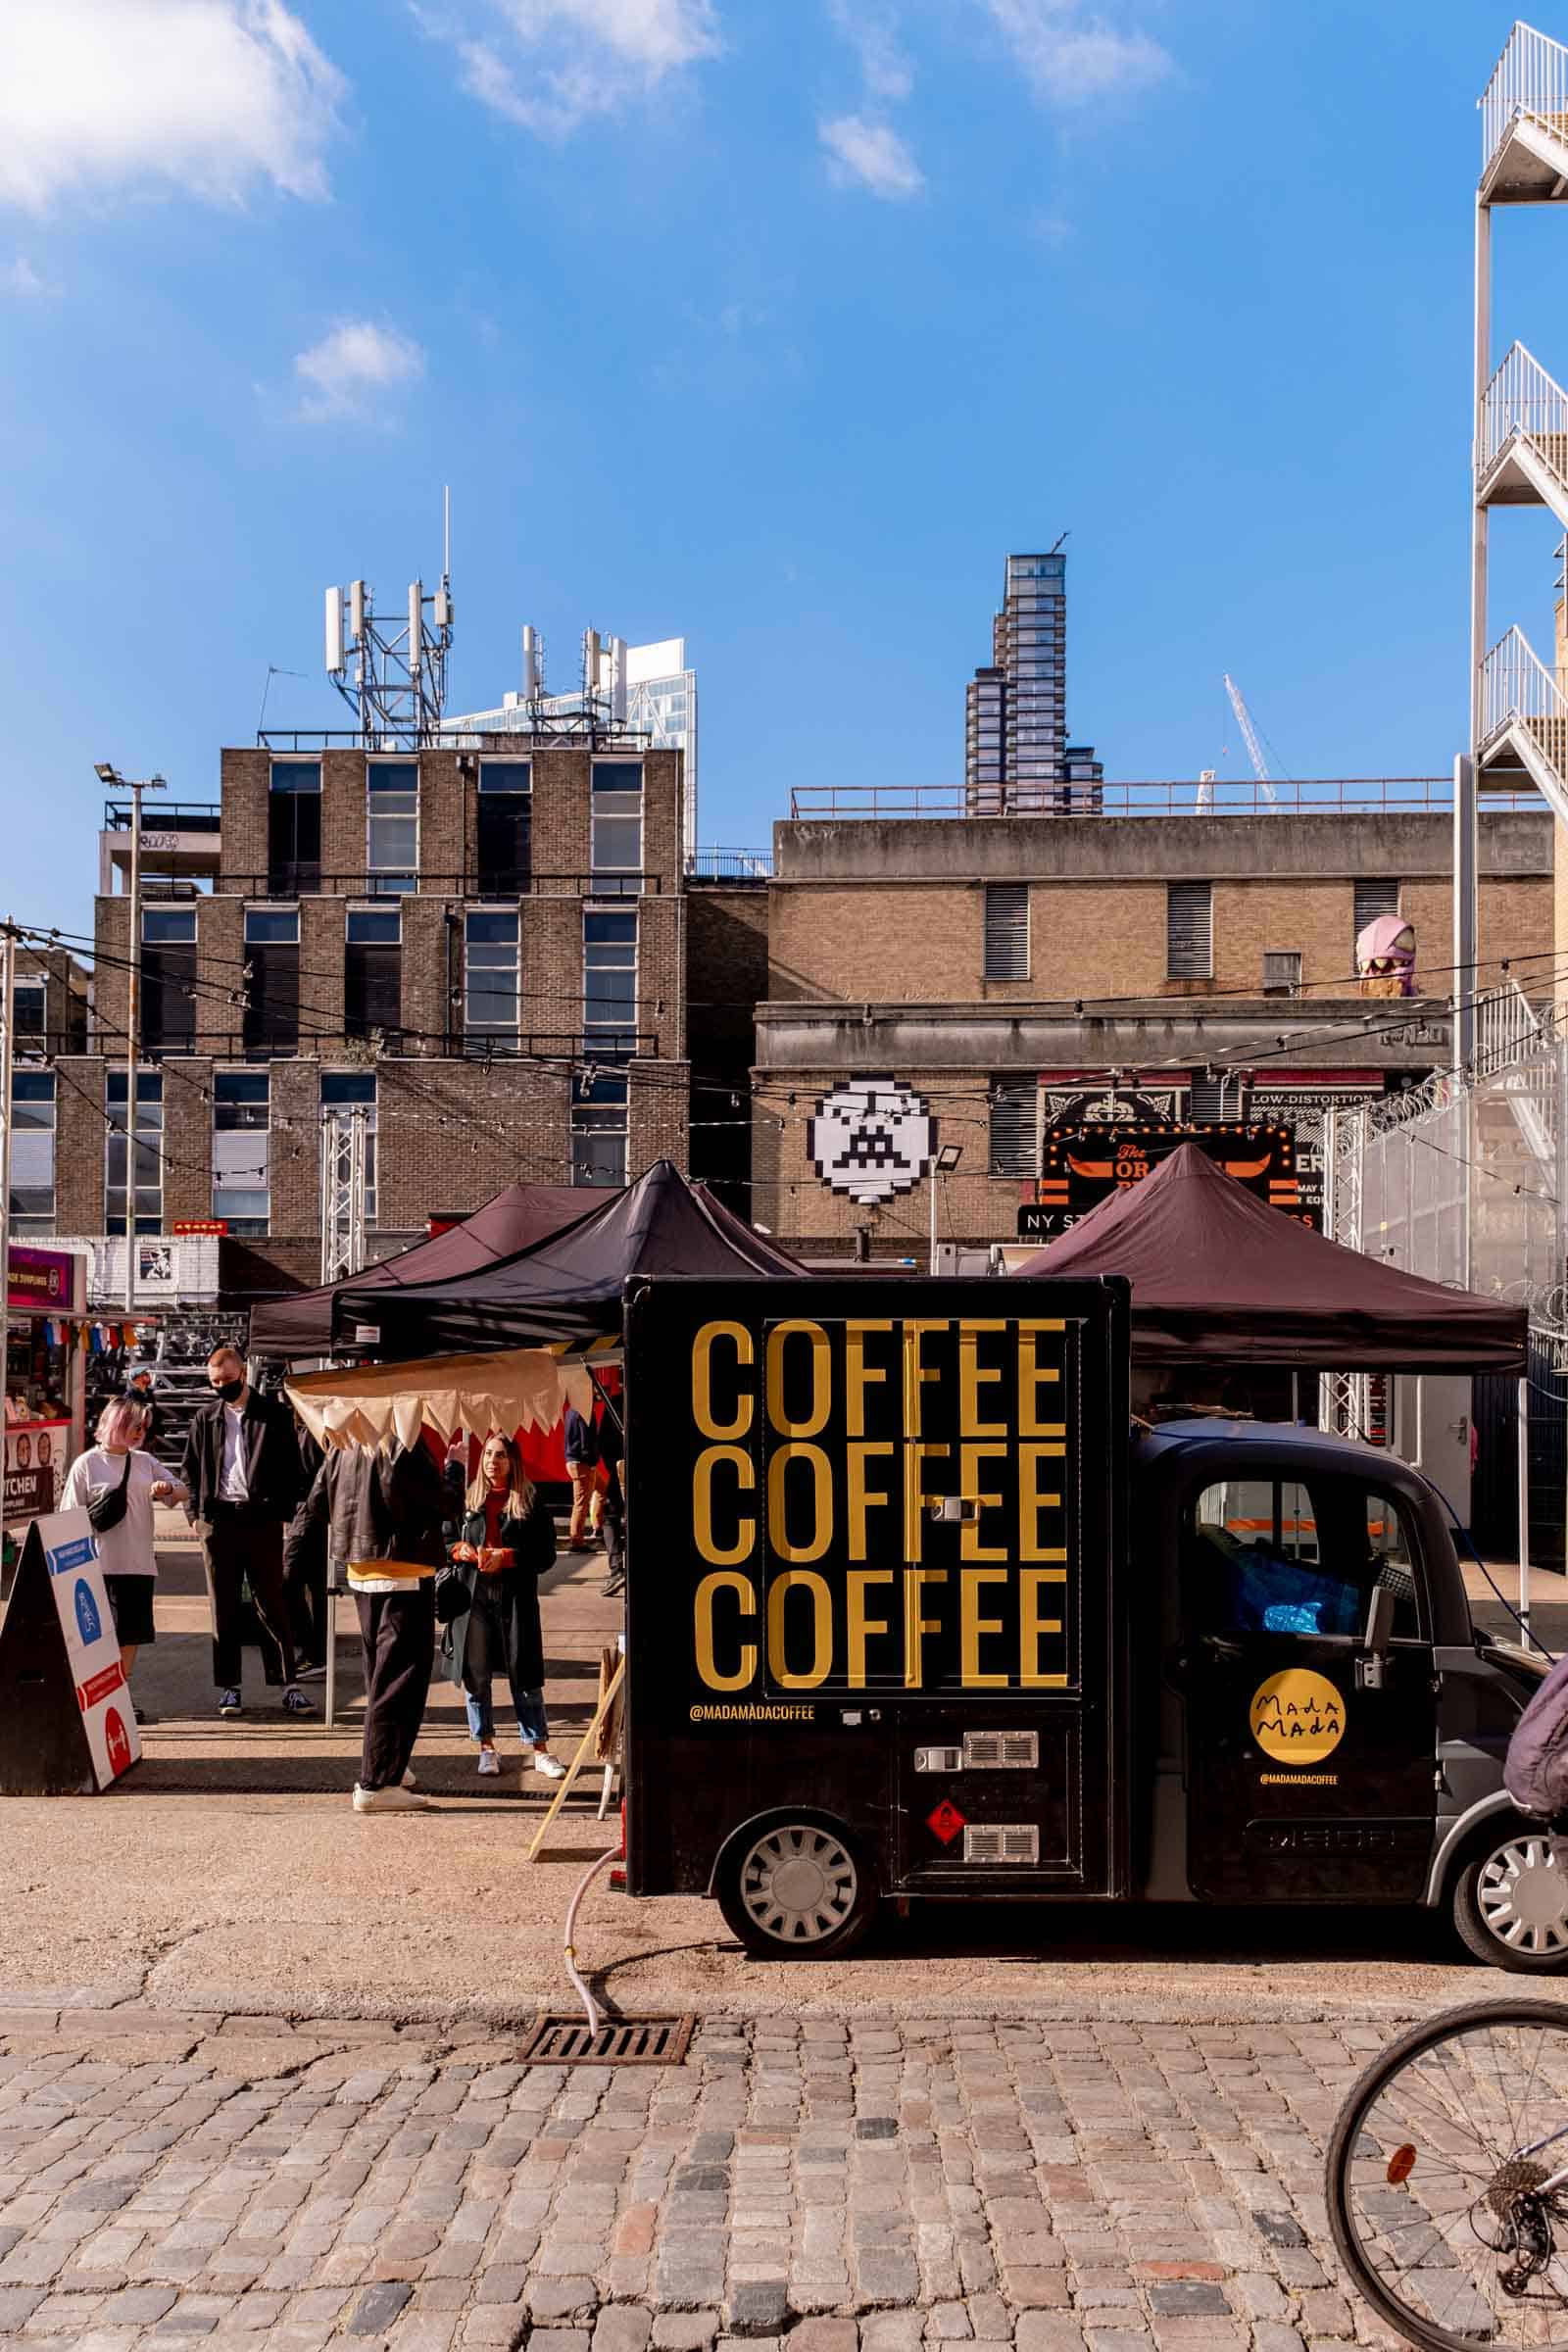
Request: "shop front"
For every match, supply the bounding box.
[4,1244,88,1559]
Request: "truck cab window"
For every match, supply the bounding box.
[1187,1476,1419,1642]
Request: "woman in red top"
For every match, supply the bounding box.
[446,1432,563,1781]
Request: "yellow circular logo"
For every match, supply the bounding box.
[1249,1669,1346,1764]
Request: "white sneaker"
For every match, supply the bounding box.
[532,1751,566,1781]
[352,1783,431,1813]
[477,1748,500,1777]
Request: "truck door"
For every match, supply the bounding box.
[1179,1469,1437,1903]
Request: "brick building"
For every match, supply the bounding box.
[25,739,694,1301]
[750,798,1555,1260]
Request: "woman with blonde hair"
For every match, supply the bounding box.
[60,1398,187,1715]
[445,1431,563,1780]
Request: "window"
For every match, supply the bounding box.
[989,1079,1037,1177]
[14,983,45,1040]
[243,906,299,1054]
[9,1072,56,1234]
[571,1069,629,1187]
[346,908,402,1042]
[476,761,532,894]
[591,760,643,892]
[1166,881,1212,979]
[1189,1074,1246,1121]
[213,1071,270,1236]
[269,760,321,895]
[140,906,197,1053]
[106,1071,163,1237]
[466,911,520,1048]
[1262,951,1302,998]
[367,760,417,894]
[984,884,1030,980]
[321,1072,377,1224]
[1353,877,1400,949]
[583,910,638,1052]
[1187,1476,1420,1642]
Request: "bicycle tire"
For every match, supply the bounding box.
[1327,1997,1568,2351]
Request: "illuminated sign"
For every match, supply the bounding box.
[1017,1124,1309,1239]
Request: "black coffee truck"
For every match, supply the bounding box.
[623,1275,1562,1971]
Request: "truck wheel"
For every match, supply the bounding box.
[1452,1824,1568,1972]
[716,1819,878,1960]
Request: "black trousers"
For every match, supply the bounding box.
[199,1514,297,1690]
[281,1511,329,1669]
[354,1581,434,1790]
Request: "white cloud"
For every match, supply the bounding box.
[423,0,720,138]
[827,0,911,102]
[819,114,923,200]
[4,258,52,296]
[293,320,425,420]
[982,0,1170,105]
[0,1,346,213]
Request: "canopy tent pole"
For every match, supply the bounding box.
[325,1568,339,1732]
[1518,1371,1532,1641]
[588,1365,624,1445]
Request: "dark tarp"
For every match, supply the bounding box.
[1009,1142,1527,1371]
[249,1182,593,1360]
[331,1159,805,1350]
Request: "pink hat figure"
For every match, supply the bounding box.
[1356,912,1417,998]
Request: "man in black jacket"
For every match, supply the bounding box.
[181,1346,310,1719]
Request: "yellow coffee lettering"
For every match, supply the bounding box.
[846,1441,895,1562]
[904,1567,948,1690]
[693,1444,756,1566]
[960,1565,1010,1689]
[764,1321,832,1438]
[766,1568,834,1690]
[1017,1321,1065,1438]
[958,1320,1007,1438]
[959,1442,1008,1562]
[1020,1566,1065,1688]
[845,1320,894,1438]
[766,1443,833,1563]
[1018,1443,1066,1563]
[901,1320,947,1438]
[695,1570,758,1692]
[692,1320,754,1442]
[902,1441,950,1561]
[846,1568,896,1688]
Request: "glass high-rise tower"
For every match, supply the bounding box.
[964,551,1102,814]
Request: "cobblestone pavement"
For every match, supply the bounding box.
[0,2006,1413,2352]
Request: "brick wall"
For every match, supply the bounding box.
[163,1058,214,1226]
[686,885,769,1203]
[55,1059,106,1234]
[321,750,366,884]
[194,897,244,1053]
[15,949,87,1052]
[628,1059,691,1174]
[300,897,346,1043]
[91,897,129,1052]
[416,749,465,886]
[376,1057,574,1227]
[400,894,456,1055]
[270,1057,323,1240]
[219,749,269,890]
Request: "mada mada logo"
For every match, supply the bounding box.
[1249,1668,1346,1770]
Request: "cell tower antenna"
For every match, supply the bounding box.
[321,532,456,749]
[443,484,450,583]
[1222,674,1280,809]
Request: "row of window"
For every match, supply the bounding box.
[137,906,642,1054]
[982,879,1403,984]
[266,757,644,894]
[7,1064,632,1241]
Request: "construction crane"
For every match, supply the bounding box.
[1222,673,1280,808]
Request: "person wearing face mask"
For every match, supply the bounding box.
[181,1347,310,1720]
[445,1432,564,1780]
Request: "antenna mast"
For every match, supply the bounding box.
[323,495,455,747]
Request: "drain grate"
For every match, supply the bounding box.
[519,2013,695,2067]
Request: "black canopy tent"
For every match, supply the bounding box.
[331,1159,806,1352]
[1008,1144,1527,1371]
[249,1181,593,1360]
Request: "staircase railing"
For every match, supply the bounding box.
[1479,622,1568,752]
[1476,976,1551,1078]
[1482,22,1568,176]
[1479,340,1568,476]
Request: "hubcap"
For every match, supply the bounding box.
[739,1826,858,1944]
[1477,1835,1568,1954]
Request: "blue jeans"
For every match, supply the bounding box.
[462,1586,548,1744]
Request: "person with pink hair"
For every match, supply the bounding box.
[61,1398,187,1717]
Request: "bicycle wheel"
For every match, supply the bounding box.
[1328,1999,1568,2348]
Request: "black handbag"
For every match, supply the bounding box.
[86,1451,134,1537]
[433,1565,471,1626]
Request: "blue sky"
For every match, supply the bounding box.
[1,0,1563,936]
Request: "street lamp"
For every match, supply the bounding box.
[97,761,167,1315]
[930,1142,963,1273]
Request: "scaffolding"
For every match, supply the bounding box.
[319,1109,369,1288]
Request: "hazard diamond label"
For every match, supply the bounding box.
[925,1799,965,1845]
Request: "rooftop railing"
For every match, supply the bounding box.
[102,800,221,832]
[787,778,1522,820]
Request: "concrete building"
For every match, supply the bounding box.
[965,551,1102,815]
[750,796,1554,1261]
[19,740,692,1304]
